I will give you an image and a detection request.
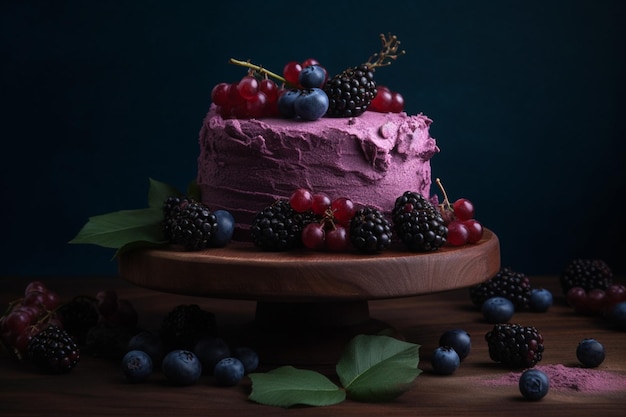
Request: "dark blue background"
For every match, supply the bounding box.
[2,0,625,277]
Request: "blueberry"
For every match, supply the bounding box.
[193,336,230,375]
[213,357,245,386]
[121,350,153,383]
[294,88,329,121]
[211,210,235,247]
[233,346,259,374]
[529,288,553,312]
[481,296,515,323]
[298,65,326,88]
[161,349,202,386]
[518,368,549,400]
[277,89,301,118]
[127,330,164,366]
[438,329,471,360]
[430,346,460,375]
[576,338,605,368]
[608,301,626,331]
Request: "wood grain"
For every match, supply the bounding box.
[1,275,624,417]
[118,229,500,301]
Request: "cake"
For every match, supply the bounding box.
[197,104,439,239]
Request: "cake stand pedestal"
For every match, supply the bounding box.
[118,229,500,365]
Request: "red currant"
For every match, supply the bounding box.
[259,79,279,103]
[453,198,475,221]
[211,83,230,106]
[289,188,313,212]
[586,289,606,313]
[236,75,259,100]
[331,197,356,226]
[463,219,484,243]
[369,86,393,112]
[302,223,325,250]
[389,92,405,113]
[311,193,332,216]
[325,225,349,252]
[283,61,302,87]
[447,221,469,246]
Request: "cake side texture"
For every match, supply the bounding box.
[197,104,439,238]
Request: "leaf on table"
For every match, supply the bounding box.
[336,334,421,402]
[69,207,165,250]
[248,366,346,408]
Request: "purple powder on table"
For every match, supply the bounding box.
[482,364,626,392]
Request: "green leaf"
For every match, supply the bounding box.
[148,178,182,208]
[248,366,346,408]
[187,180,201,201]
[336,334,421,402]
[69,207,165,250]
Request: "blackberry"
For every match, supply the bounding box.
[27,325,80,373]
[162,195,190,241]
[485,323,544,368]
[560,258,613,294]
[392,191,447,252]
[170,201,218,251]
[349,206,393,253]
[469,267,532,310]
[56,295,100,344]
[250,199,313,251]
[324,64,376,117]
[324,33,405,118]
[83,322,136,359]
[160,304,217,351]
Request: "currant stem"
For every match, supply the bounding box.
[436,178,453,210]
[367,33,406,69]
[229,58,288,85]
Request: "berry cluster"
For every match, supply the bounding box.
[121,304,258,387]
[1,280,62,360]
[435,178,483,246]
[212,34,406,121]
[162,196,235,251]
[485,323,545,368]
[368,85,404,113]
[211,74,282,119]
[431,329,471,375]
[560,259,626,326]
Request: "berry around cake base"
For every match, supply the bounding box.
[197,104,439,239]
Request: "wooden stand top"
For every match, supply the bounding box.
[118,229,500,301]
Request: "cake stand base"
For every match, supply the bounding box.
[119,230,500,366]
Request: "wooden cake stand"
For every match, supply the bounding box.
[118,229,500,365]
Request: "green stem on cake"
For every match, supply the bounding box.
[228,58,288,85]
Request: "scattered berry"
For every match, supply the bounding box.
[193,335,231,375]
[608,301,626,331]
[121,350,153,383]
[560,258,613,294]
[233,346,259,374]
[127,330,164,367]
[576,338,605,368]
[161,349,202,386]
[481,297,515,323]
[293,88,329,121]
[27,325,80,374]
[528,288,553,312]
[298,64,327,89]
[438,329,471,361]
[211,209,235,247]
[485,323,544,368]
[469,267,531,310]
[213,357,245,386]
[430,346,460,375]
[159,304,217,351]
[519,369,549,400]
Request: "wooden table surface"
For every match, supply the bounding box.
[1,274,625,416]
